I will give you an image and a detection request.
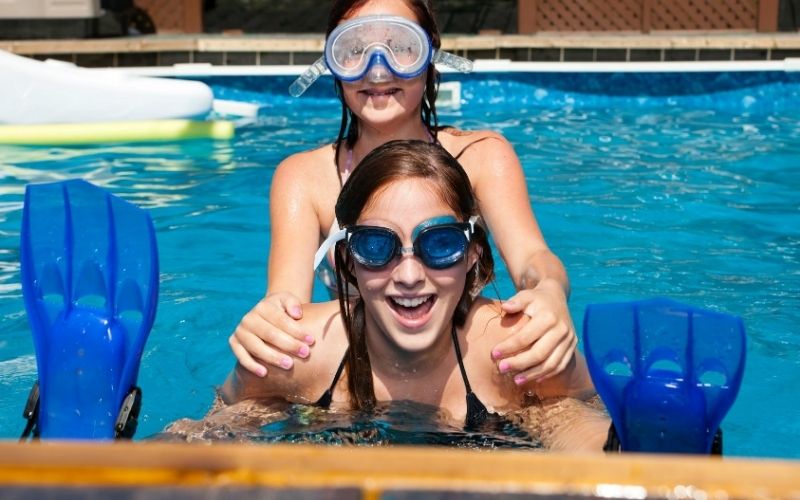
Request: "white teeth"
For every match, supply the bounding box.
[392,295,430,308]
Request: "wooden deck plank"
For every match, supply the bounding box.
[1,33,798,57]
[0,442,798,497]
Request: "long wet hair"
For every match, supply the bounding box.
[327,0,442,173]
[332,140,495,410]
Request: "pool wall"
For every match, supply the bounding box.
[1,442,799,498]
[98,58,800,115]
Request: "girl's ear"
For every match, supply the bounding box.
[467,244,481,270]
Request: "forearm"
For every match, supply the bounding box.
[530,352,595,400]
[516,249,571,299]
[523,396,608,453]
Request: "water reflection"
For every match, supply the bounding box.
[157,399,541,449]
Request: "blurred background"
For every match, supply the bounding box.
[0,0,798,40]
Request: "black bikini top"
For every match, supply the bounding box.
[315,324,490,429]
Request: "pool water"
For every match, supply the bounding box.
[0,72,798,458]
[156,399,541,448]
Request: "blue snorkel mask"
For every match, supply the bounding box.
[290,15,473,97]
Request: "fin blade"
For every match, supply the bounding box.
[21,179,158,439]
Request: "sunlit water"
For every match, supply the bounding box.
[156,399,541,449]
[0,72,798,458]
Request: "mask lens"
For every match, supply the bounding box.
[416,226,468,269]
[326,15,431,81]
[349,227,398,268]
[384,25,425,68]
[331,32,367,71]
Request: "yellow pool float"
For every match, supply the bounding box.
[0,119,235,145]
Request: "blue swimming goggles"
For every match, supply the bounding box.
[290,15,473,97]
[314,216,479,270]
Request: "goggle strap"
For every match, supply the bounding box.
[432,50,474,73]
[313,227,347,270]
[289,57,329,97]
[467,215,480,233]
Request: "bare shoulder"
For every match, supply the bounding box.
[270,144,340,218]
[463,297,527,349]
[437,127,515,163]
[273,143,337,184]
[224,301,346,406]
[297,301,345,342]
[291,301,348,393]
[460,298,529,408]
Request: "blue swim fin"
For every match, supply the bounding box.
[583,298,745,454]
[20,179,158,440]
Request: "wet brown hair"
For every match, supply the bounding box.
[327,0,442,179]
[332,139,494,410]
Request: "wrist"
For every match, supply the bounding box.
[533,277,568,300]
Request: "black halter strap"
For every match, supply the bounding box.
[450,324,489,428]
[316,353,348,408]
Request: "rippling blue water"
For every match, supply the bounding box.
[0,72,798,458]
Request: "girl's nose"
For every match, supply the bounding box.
[391,252,425,287]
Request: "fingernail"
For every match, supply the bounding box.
[498,360,510,373]
[514,375,527,385]
[290,306,302,317]
[304,335,315,345]
[257,366,267,377]
[297,345,310,358]
[280,357,293,369]
[491,349,502,360]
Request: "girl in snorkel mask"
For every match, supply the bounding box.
[230,0,578,400]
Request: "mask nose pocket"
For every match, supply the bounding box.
[364,52,394,84]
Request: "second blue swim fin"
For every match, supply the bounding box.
[583,298,745,454]
[20,179,158,440]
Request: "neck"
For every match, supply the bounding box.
[365,321,454,381]
[347,119,432,166]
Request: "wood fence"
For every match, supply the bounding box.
[518,0,780,33]
[134,0,202,33]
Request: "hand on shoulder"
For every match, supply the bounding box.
[224,301,346,406]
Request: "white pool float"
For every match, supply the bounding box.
[0,49,213,125]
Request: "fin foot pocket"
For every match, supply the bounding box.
[603,422,724,455]
[584,298,745,454]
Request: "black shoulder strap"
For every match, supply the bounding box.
[315,349,348,408]
[450,325,473,393]
[450,325,488,429]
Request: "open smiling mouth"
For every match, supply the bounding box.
[389,295,435,320]
[360,88,401,97]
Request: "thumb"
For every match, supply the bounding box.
[282,295,304,319]
[501,295,524,314]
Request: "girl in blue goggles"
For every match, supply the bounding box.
[314,216,479,271]
[290,15,473,97]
